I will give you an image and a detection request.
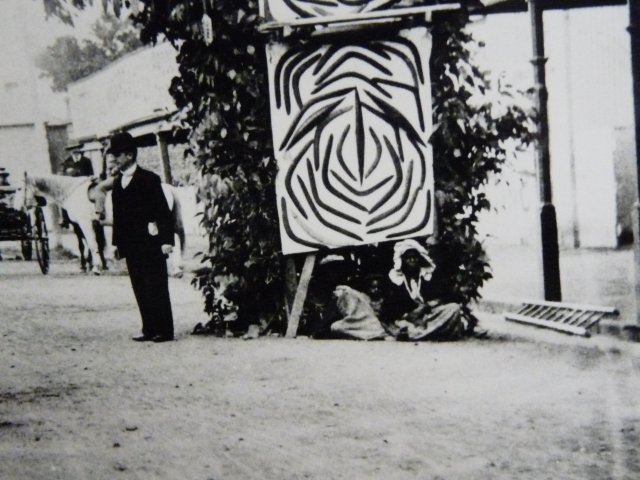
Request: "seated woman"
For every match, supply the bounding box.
[379,239,467,341]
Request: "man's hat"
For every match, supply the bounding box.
[65,142,82,152]
[106,132,136,155]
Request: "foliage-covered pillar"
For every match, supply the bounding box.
[528,0,562,301]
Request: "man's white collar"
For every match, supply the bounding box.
[121,164,137,177]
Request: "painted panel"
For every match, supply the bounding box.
[267,27,434,254]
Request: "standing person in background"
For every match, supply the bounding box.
[59,148,95,229]
[107,132,175,343]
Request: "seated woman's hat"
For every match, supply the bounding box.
[388,239,435,285]
[393,239,432,267]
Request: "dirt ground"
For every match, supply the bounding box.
[1,242,640,480]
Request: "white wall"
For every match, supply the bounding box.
[471,6,634,248]
[0,126,52,181]
[573,128,618,247]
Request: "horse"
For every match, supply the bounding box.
[21,173,107,274]
[87,177,187,278]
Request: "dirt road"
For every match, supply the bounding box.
[1,257,639,480]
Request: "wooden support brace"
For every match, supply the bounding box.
[285,253,316,338]
[284,257,298,314]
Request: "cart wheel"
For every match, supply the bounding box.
[33,207,49,274]
[20,210,33,260]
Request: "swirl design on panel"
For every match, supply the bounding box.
[269,28,433,253]
[274,0,400,18]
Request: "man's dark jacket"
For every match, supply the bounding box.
[62,155,94,177]
[112,167,174,258]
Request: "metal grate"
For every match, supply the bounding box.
[504,300,619,337]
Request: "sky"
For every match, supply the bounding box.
[28,0,103,49]
[0,0,108,124]
[0,0,115,84]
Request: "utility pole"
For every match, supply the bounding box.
[529,0,562,301]
[628,0,640,325]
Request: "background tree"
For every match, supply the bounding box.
[37,12,142,91]
[43,1,535,332]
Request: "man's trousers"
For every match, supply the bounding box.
[126,250,174,338]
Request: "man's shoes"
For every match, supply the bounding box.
[152,335,174,343]
[132,335,153,342]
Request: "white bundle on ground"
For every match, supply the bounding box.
[331,285,388,341]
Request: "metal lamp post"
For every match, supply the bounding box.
[528,0,562,301]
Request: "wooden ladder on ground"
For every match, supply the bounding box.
[504,300,619,337]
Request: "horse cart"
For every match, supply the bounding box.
[0,169,50,274]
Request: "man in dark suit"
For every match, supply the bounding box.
[62,148,94,177]
[107,132,175,343]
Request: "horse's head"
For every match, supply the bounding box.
[87,183,107,220]
[87,177,115,221]
[10,186,24,210]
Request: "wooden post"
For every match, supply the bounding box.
[285,253,316,338]
[284,257,298,314]
[156,132,173,184]
[529,0,562,301]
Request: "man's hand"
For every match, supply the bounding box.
[112,247,120,260]
[161,245,173,257]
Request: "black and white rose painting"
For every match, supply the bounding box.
[267,27,434,254]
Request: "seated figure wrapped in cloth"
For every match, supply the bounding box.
[380,239,467,341]
[330,285,389,341]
